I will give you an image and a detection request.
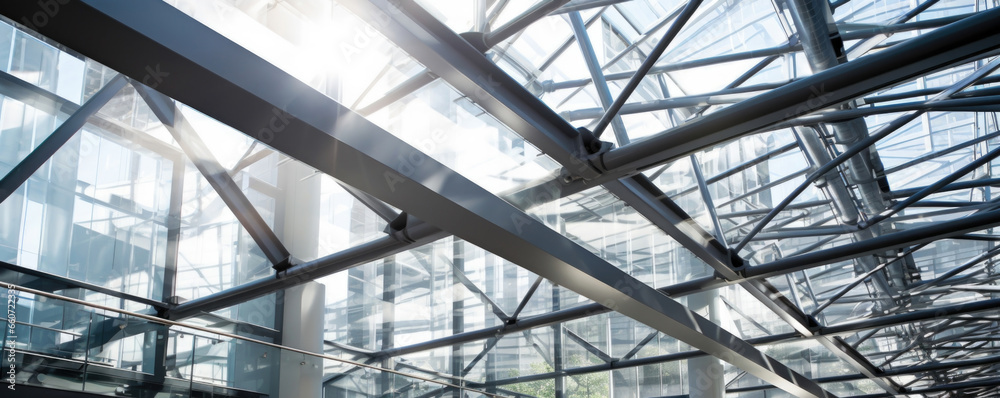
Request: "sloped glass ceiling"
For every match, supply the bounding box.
[0,0,998,396]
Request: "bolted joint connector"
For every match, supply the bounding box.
[272,256,295,272]
[458,31,489,53]
[728,248,747,276]
[562,127,613,182]
[384,212,416,243]
[577,127,611,155]
[805,315,822,334]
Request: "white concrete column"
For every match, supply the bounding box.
[279,281,325,398]
[276,159,324,397]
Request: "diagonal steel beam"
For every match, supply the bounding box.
[844,0,942,60]
[621,331,658,361]
[565,328,615,363]
[0,2,833,396]
[481,0,571,49]
[746,209,1000,280]
[588,0,702,139]
[0,74,127,204]
[134,83,294,271]
[569,11,630,145]
[442,254,511,321]
[0,260,168,310]
[338,0,605,182]
[568,10,628,143]
[0,66,74,116]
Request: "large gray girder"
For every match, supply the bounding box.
[0,1,834,396]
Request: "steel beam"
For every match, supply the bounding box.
[893,178,1000,199]
[545,43,801,92]
[862,75,1000,105]
[482,0,572,49]
[735,55,1000,250]
[885,129,1000,175]
[338,181,400,222]
[500,9,1000,213]
[134,83,294,271]
[355,71,437,116]
[168,225,446,320]
[565,328,614,363]
[568,10,628,143]
[844,0,942,60]
[560,83,779,120]
[0,259,168,310]
[779,95,1000,125]
[0,74,126,204]
[746,209,1000,279]
[338,0,603,181]
[690,155,726,244]
[0,65,74,116]
[867,144,1000,227]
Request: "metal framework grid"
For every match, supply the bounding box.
[0,0,997,397]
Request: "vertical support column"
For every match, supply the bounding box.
[274,152,323,396]
[278,281,325,398]
[277,159,321,261]
[162,158,184,304]
[687,290,724,398]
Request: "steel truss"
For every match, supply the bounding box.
[0,0,999,396]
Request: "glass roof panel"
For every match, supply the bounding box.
[525,185,715,284]
[2,0,1000,396]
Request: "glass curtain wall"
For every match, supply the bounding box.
[0,0,998,397]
